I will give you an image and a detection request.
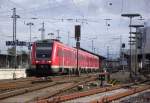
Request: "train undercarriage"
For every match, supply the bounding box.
[26,65,100,77]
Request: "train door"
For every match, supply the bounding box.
[62,48,65,72]
[58,47,60,70]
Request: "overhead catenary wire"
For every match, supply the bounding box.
[0,0,147,57]
[71,0,85,18]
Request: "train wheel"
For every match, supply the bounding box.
[26,69,35,77]
[70,69,73,74]
[80,69,82,73]
[81,69,84,73]
[26,71,32,77]
[75,69,80,75]
[82,69,84,73]
[73,69,76,74]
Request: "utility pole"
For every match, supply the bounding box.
[121,13,140,78]
[122,43,125,71]
[11,8,20,69]
[92,40,94,52]
[142,29,146,70]
[67,31,70,45]
[56,29,61,40]
[39,22,45,40]
[129,25,144,75]
[106,46,109,69]
[26,22,34,65]
[107,46,109,60]
[137,18,145,72]
[94,48,96,53]
[120,35,122,59]
[119,35,123,70]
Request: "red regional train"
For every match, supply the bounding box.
[26,39,102,77]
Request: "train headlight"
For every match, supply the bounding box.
[48,61,51,63]
[36,60,39,63]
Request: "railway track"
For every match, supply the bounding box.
[37,80,150,103]
[0,77,52,92]
[0,74,97,103]
[1,74,148,103]
[90,85,150,103]
[0,73,98,92]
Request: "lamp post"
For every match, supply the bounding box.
[121,13,140,78]
[39,22,45,40]
[88,37,97,53]
[129,25,144,75]
[26,22,34,66]
[112,36,124,70]
[67,31,70,46]
[107,46,109,61]
[56,29,61,40]
[26,22,34,45]
[111,36,122,59]
[11,8,20,69]
[11,8,20,79]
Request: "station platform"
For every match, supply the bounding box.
[0,68,26,79]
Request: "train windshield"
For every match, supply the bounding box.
[36,42,53,60]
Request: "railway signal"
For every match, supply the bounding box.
[75,25,81,76]
[98,74,105,87]
[100,75,105,81]
[122,43,125,48]
[75,25,81,41]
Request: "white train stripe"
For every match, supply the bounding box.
[51,65,99,69]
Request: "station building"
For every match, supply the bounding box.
[124,22,150,75]
[0,51,28,68]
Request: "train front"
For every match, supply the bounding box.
[26,40,53,77]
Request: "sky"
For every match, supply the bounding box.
[0,0,149,58]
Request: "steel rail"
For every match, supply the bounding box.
[37,85,122,103]
[0,74,96,101]
[0,73,97,91]
[28,76,97,103]
[0,77,52,91]
[37,80,150,103]
[90,85,150,103]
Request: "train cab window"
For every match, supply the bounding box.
[36,42,52,47]
[36,49,52,59]
[35,42,53,60]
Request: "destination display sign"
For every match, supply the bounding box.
[6,40,27,46]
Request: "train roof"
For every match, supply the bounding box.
[35,39,61,43]
[35,39,105,59]
[76,47,106,60]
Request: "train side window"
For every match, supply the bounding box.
[57,48,59,56]
[69,51,71,57]
[57,48,60,56]
[64,50,67,57]
[57,48,62,57]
